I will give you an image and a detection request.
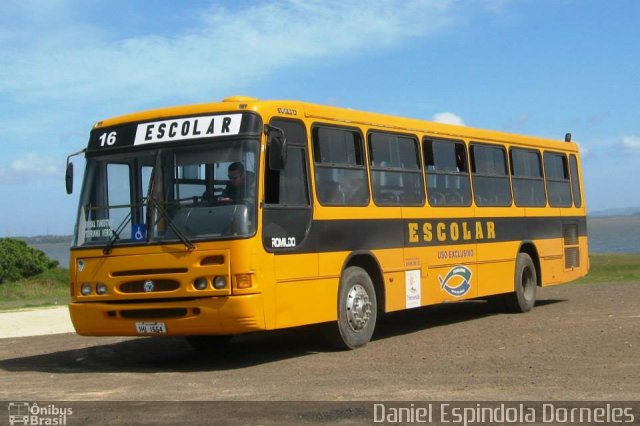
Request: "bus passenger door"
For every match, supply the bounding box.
[262,119,320,328]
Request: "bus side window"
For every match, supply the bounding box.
[265,120,309,206]
[470,143,512,207]
[510,148,546,207]
[368,132,424,206]
[312,126,369,206]
[544,152,572,207]
[424,138,472,207]
[265,146,309,206]
[263,119,312,251]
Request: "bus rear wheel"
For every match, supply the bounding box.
[331,266,377,350]
[505,253,537,313]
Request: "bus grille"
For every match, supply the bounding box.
[112,268,188,277]
[119,280,180,293]
[120,308,188,319]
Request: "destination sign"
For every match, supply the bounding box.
[87,112,260,152]
[134,114,242,145]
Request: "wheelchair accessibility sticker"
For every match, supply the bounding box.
[132,224,147,242]
[438,265,472,297]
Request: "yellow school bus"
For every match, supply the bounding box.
[65,96,588,350]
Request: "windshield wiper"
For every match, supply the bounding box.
[103,210,133,255]
[145,151,195,251]
[147,195,195,251]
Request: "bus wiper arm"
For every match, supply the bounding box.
[147,195,195,251]
[144,150,194,251]
[103,210,133,255]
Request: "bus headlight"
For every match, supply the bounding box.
[213,276,227,289]
[81,283,93,296]
[96,282,108,295]
[194,277,208,290]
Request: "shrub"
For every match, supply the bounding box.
[0,238,59,283]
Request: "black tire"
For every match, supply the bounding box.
[185,335,232,352]
[330,266,377,350]
[505,253,537,313]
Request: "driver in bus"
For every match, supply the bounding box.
[204,162,254,204]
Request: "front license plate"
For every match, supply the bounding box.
[135,322,167,334]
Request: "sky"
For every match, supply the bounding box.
[0,0,638,236]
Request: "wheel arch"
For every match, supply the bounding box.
[518,241,542,287]
[342,251,386,313]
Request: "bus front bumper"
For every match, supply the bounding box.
[68,294,265,336]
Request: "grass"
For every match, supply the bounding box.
[0,267,69,311]
[0,254,638,311]
[573,253,640,284]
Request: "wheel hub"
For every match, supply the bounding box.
[346,284,372,332]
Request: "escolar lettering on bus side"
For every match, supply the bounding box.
[407,220,496,244]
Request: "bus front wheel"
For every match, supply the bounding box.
[505,253,537,313]
[332,266,377,350]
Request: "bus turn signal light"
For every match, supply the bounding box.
[235,274,252,289]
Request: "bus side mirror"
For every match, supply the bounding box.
[267,126,287,170]
[65,148,86,194]
[65,161,74,194]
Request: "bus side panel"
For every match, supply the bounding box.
[389,246,422,312]
[382,271,411,312]
[274,252,329,329]
[369,248,406,311]
[475,241,519,297]
[542,235,589,286]
[535,237,564,285]
[274,277,339,329]
[402,244,479,307]
[275,253,319,281]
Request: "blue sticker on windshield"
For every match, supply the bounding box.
[132,224,147,242]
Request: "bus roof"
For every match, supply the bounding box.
[92,97,579,153]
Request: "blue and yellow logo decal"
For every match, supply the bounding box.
[438,266,472,297]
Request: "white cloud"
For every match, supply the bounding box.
[0,0,463,105]
[622,136,640,153]
[0,153,62,184]
[0,1,476,182]
[432,112,466,126]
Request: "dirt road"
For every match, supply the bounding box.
[1,281,638,403]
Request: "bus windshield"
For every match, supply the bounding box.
[73,138,259,248]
